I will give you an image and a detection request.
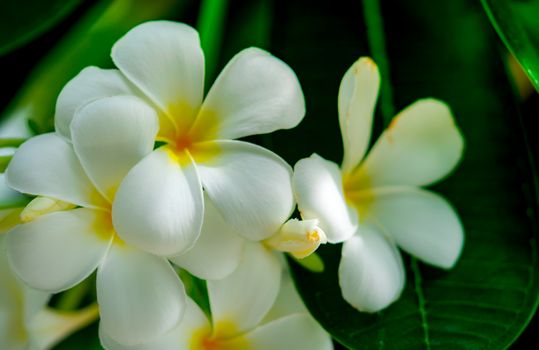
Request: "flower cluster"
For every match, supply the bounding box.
[0,21,464,349]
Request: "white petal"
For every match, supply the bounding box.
[364,187,464,268]
[6,133,107,209]
[338,228,405,312]
[99,298,209,350]
[112,148,203,256]
[351,99,464,188]
[194,48,305,140]
[169,197,244,280]
[208,242,281,334]
[27,304,98,350]
[262,270,306,323]
[197,140,294,241]
[6,208,111,292]
[55,67,137,140]
[71,95,159,201]
[293,154,358,243]
[339,57,379,173]
[22,286,50,323]
[245,314,333,350]
[0,173,28,208]
[97,245,186,346]
[111,21,204,126]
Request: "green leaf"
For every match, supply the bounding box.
[272,0,539,348]
[0,0,191,134]
[481,0,539,92]
[197,0,230,87]
[0,0,84,55]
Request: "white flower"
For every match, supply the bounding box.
[5,95,188,345]
[54,21,305,257]
[293,57,465,312]
[100,242,333,350]
[0,236,98,350]
[169,196,326,281]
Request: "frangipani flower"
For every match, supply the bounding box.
[293,57,465,312]
[0,236,98,350]
[55,20,305,257]
[5,95,188,345]
[100,243,333,350]
[169,196,327,281]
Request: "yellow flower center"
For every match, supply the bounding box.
[342,171,374,222]
[161,103,222,165]
[92,207,126,246]
[264,218,327,259]
[190,320,249,350]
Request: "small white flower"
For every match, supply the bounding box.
[293,57,465,312]
[265,218,327,259]
[169,196,326,281]
[54,21,305,257]
[100,243,333,350]
[5,95,187,345]
[0,236,98,350]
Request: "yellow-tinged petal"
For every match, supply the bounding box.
[6,133,108,210]
[245,314,333,350]
[347,99,464,189]
[99,298,208,350]
[71,95,159,202]
[112,148,204,256]
[197,48,305,140]
[0,207,24,234]
[20,197,75,223]
[339,57,380,173]
[264,218,327,259]
[112,21,204,129]
[6,208,111,292]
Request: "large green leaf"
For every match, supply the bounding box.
[0,0,84,55]
[271,0,539,348]
[481,0,539,92]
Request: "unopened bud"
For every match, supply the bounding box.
[20,197,75,222]
[264,218,327,259]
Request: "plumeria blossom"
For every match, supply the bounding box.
[55,20,305,257]
[0,236,98,350]
[5,95,189,345]
[169,196,327,281]
[293,57,465,312]
[100,242,333,350]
